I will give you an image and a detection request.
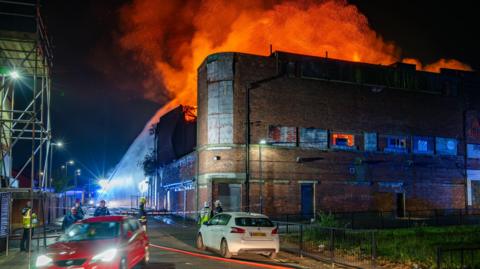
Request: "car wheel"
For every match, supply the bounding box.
[269,252,277,259]
[140,247,150,267]
[220,239,232,259]
[119,257,127,269]
[196,234,206,250]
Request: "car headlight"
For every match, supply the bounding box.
[35,255,53,267]
[90,248,117,263]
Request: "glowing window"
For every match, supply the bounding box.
[331,133,355,148]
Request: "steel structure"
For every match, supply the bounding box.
[0,0,53,263]
[0,0,52,188]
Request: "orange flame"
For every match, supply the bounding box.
[119,0,472,110]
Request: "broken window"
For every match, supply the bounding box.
[331,133,355,150]
[384,136,408,153]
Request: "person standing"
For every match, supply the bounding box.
[94,200,110,216]
[20,201,38,252]
[62,207,80,230]
[74,199,85,220]
[214,200,223,215]
[138,197,147,230]
[198,201,212,226]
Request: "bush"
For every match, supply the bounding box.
[315,211,340,228]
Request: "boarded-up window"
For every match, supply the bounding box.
[208,81,233,144]
[331,133,355,150]
[299,128,328,149]
[207,54,234,82]
[384,136,407,153]
[364,132,377,152]
[412,136,434,154]
[268,126,296,146]
[436,137,457,156]
[467,144,480,159]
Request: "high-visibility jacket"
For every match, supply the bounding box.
[198,207,212,225]
[22,208,38,229]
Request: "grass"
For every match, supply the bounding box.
[295,225,480,268]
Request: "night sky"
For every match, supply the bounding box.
[39,0,479,182]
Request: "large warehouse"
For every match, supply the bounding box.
[152,51,480,219]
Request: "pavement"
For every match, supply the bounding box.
[0,215,332,269]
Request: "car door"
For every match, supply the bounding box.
[127,219,143,267]
[122,220,136,267]
[210,214,231,250]
[203,215,221,248]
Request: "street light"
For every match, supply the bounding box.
[9,70,20,80]
[48,141,64,189]
[64,160,74,177]
[259,139,267,214]
[74,169,81,189]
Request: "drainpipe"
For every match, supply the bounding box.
[244,54,284,212]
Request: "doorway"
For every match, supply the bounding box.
[301,183,314,217]
[216,183,241,211]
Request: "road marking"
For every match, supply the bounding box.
[149,244,293,269]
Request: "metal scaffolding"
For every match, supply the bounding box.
[0,0,53,263]
[0,0,52,189]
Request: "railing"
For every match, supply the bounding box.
[437,245,480,269]
[275,221,377,268]
[272,208,480,229]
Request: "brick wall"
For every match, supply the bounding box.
[194,52,475,215]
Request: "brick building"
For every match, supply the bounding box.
[153,51,480,218]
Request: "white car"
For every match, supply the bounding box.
[196,212,279,259]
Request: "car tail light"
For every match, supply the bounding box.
[271,227,278,235]
[230,227,246,234]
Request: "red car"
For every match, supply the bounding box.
[35,216,149,269]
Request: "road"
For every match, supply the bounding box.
[0,215,322,269]
[143,216,304,269]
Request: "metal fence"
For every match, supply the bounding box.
[272,208,480,229]
[437,245,480,269]
[275,221,377,268]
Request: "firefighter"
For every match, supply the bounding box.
[94,200,110,216]
[20,201,38,252]
[138,197,147,230]
[214,200,223,215]
[198,201,212,226]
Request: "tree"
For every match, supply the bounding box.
[139,149,156,177]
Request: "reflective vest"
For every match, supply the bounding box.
[199,207,211,225]
[22,208,38,229]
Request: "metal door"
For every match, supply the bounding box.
[301,184,314,217]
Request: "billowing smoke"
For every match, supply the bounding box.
[103,0,472,207]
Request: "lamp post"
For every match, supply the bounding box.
[259,139,267,214]
[48,141,63,189]
[74,169,81,189]
[64,160,74,177]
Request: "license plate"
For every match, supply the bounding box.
[250,232,266,237]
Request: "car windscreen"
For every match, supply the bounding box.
[235,217,274,227]
[58,222,120,242]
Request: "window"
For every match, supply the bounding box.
[385,136,407,153]
[331,133,355,150]
[412,136,434,155]
[234,218,274,227]
[299,128,328,149]
[364,132,377,152]
[436,137,457,156]
[268,126,297,147]
[208,215,222,225]
[217,214,231,225]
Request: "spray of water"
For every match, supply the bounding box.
[98,100,180,207]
